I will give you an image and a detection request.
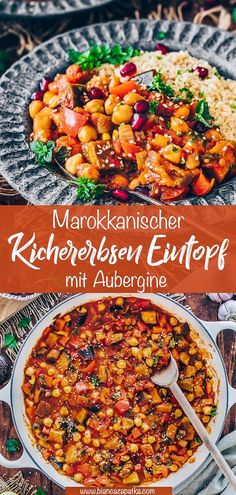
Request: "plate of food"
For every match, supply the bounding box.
[0,0,112,18]
[0,293,235,491]
[0,20,236,205]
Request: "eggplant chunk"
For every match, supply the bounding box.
[47,349,60,364]
[78,346,95,361]
[141,310,157,324]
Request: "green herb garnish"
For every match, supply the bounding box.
[4,334,17,349]
[0,50,10,73]
[210,407,217,417]
[68,44,140,70]
[149,100,159,114]
[30,140,55,167]
[35,489,47,495]
[176,69,182,75]
[157,31,166,40]
[179,87,194,103]
[150,70,174,98]
[19,315,32,329]
[76,177,106,202]
[195,100,214,128]
[169,338,176,349]
[152,356,160,366]
[89,375,101,387]
[56,146,71,165]
[5,438,20,453]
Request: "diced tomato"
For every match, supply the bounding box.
[192,172,215,196]
[42,426,50,435]
[44,375,53,387]
[114,399,130,414]
[66,64,83,83]
[60,107,88,137]
[160,186,190,201]
[80,359,96,374]
[137,320,149,332]
[110,80,139,98]
[75,463,92,476]
[43,326,51,338]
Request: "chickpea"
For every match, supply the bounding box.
[74,473,83,483]
[43,91,59,108]
[123,92,145,106]
[64,153,83,175]
[33,129,52,143]
[78,125,98,143]
[84,99,105,114]
[60,406,69,416]
[112,103,133,125]
[26,367,35,377]
[105,94,121,115]
[52,389,61,398]
[33,107,51,132]
[109,75,121,91]
[43,417,53,427]
[29,100,44,119]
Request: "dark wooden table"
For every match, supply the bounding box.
[0,293,235,493]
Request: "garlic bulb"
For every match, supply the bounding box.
[207,293,234,303]
[218,299,236,322]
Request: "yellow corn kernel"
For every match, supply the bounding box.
[146,358,154,367]
[195,361,203,370]
[106,408,114,417]
[116,297,124,306]
[73,432,81,442]
[187,393,195,402]
[102,133,111,141]
[141,423,150,433]
[145,459,153,468]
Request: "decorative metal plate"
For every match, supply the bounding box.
[0,20,236,205]
[0,0,112,18]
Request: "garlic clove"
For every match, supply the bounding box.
[218,299,236,322]
[207,293,234,303]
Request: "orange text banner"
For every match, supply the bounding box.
[0,205,235,293]
[66,488,172,495]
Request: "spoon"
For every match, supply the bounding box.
[151,355,236,490]
[54,157,167,206]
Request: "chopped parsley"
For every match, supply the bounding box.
[76,177,106,202]
[179,87,194,103]
[5,438,20,453]
[176,69,182,75]
[4,333,17,349]
[152,356,160,366]
[156,31,166,40]
[19,315,32,329]
[89,375,101,387]
[149,100,159,114]
[30,140,55,167]
[195,100,214,128]
[35,489,47,495]
[150,70,174,98]
[210,407,217,417]
[68,44,140,70]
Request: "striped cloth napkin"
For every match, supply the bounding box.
[179,432,236,495]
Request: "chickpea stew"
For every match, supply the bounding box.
[22,296,217,486]
[29,44,236,202]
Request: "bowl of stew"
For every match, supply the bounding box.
[0,293,235,492]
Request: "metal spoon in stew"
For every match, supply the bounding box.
[54,157,167,206]
[151,355,236,490]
